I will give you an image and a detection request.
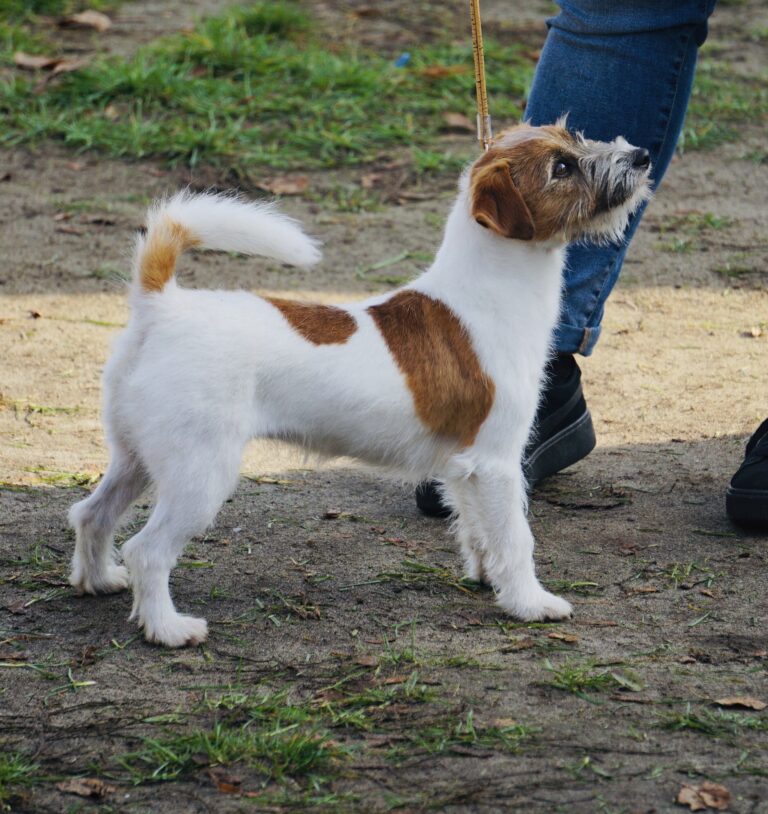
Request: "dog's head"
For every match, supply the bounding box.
[468,120,652,244]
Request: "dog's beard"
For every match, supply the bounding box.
[575,174,652,246]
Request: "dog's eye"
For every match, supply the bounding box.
[553,160,572,179]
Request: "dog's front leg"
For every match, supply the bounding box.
[467,463,572,621]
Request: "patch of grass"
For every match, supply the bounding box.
[387,708,533,763]
[669,212,733,233]
[384,561,482,593]
[1,0,115,21]
[0,0,120,68]
[308,184,382,213]
[120,722,342,783]
[682,56,768,150]
[545,659,643,701]
[659,704,768,741]
[658,237,694,254]
[661,560,716,589]
[0,752,39,809]
[120,690,346,784]
[655,211,734,254]
[90,263,129,282]
[713,253,759,278]
[0,3,532,173]
[23,466,99,486]
[543,578,603,596]
[339,558,481,595]
[354,250,433,287]
[316,671,437,731]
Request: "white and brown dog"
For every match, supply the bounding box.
[69,122,651,647]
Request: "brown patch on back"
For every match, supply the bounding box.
[368,291,494,446]
[265,297,357,345]
[140,219,200,293]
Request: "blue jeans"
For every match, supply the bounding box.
[525,0,717,355]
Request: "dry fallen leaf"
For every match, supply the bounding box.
[503,636,536,651]
[51,57,90,76]
[547,631,579,643]
[208,767,242,794]
[442,111,474,132]
[13,52,59,70]
[713,696,766,711]
[0,649,31,661]
[676,781,731,811]
[419,64,469,79]
[56,778,116,798]
[355,654,378,667]
[360,172,384,189]
[259,175,309,196]
[61,10,112,32]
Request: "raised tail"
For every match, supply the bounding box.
[134,190,322,294]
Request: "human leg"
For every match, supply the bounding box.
[526,0,717,355]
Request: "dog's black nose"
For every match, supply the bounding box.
[631,148,650,169]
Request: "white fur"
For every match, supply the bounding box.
[69,142,648,646]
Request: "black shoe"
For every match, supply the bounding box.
[726,417,768,529]
[415,353,596,518]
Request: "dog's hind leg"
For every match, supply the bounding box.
[121,441,243,648]
[69,445,148,595]
[463,463,572,622]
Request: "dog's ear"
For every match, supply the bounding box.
[470,159,535,240]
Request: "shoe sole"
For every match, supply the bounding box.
[525,408,596,486]
[725,486,768,529]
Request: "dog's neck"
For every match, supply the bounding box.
[422,186,566,295]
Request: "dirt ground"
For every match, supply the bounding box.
[1,1,767,812]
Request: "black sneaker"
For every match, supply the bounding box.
[726,417,768,529]
[415,353,596,518]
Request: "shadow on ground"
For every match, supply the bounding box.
[1,436,766,813]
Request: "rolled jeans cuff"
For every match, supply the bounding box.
[553,321,601,357]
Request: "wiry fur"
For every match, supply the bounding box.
[68,125,651,647]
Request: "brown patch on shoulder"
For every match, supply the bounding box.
[368,291,494,446]
[140,219,200,293]
[265,297,357,345]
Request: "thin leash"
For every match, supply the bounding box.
[469,0,492,151]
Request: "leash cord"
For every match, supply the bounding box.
[469,0,492,150]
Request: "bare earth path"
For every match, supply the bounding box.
[1,1,767,812]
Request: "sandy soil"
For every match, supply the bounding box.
[1,1,767,812]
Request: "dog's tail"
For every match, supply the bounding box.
[133,191,322,294]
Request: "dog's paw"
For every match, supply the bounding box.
[497,587,573,622]
[70,563,130,596]
[141,613,208,648]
